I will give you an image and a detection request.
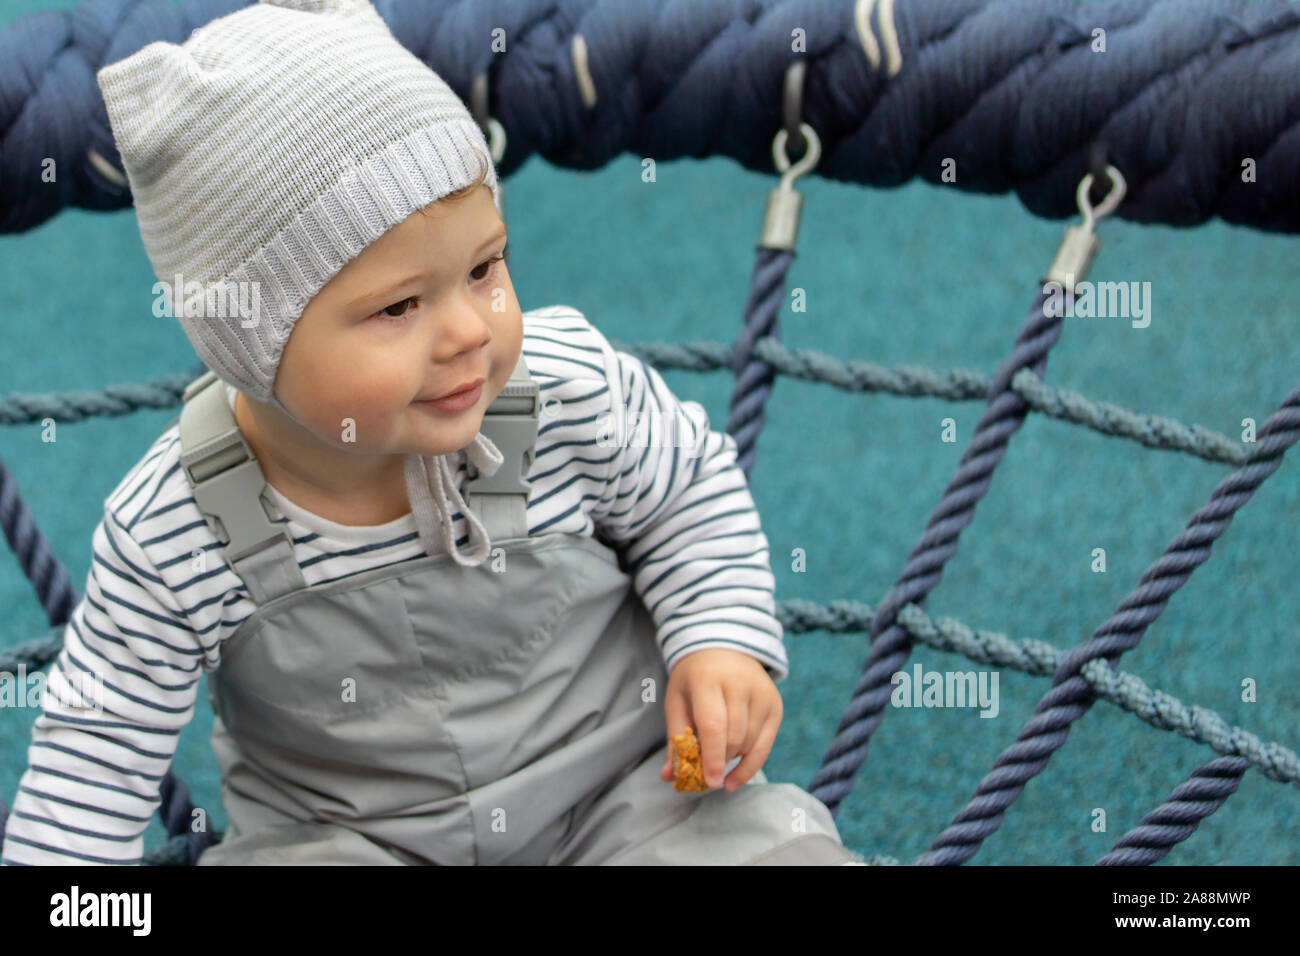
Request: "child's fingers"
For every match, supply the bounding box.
[692,685,728,789]
[723,704,779,791]
[661,684,691,782]
[722,696,748,787]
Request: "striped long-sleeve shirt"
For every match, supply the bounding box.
[0,305,786,865]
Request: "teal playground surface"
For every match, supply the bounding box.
[2,0,1297,866]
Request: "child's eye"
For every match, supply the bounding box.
[470,244,511,282]
[371,246,511,322]
[375,296,416,321]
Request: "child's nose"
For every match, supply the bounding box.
[433,301,493,355]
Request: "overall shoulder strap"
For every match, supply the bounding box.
[177,371,307,604]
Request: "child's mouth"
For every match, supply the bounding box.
[415,381,484,413]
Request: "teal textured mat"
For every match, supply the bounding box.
[2,0,1297,865]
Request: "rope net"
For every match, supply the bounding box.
[2,332,1295,864]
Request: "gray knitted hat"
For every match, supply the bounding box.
[97,0,508,564]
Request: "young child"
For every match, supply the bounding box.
[1,0,862,866]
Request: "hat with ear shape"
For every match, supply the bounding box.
[97,0,508,565]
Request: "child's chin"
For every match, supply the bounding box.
[404,414,484,455]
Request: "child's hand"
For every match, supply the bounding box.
[658,648,782,792]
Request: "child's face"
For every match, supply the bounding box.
[270,185,521,469]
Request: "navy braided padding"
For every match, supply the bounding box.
[809,286,1065,816]
[3,0,1300,234]
[916,383,1300,864]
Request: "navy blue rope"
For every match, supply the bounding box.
[809,286,1064,817]
[1095,757,1250,866]
[0,455,75,629]
[0,391,214,862]
[0,452,74,847]
[916,383,1300,864]
[726,247,791,475]
[155,773,223,865]
[3,0,1300,234]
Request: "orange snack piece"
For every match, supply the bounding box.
[670,726,708,792]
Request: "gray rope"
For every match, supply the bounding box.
[618,339,994,399]
[1077,658,1299,787]
[0,628,63,674]
[615,339,1256,466]
[1009,368,1254,465]
[4,351,1253,467]
[777,599,1300,789]
[0,365,205,425]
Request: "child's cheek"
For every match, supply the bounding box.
[308,381,407,450]
[331,345,417,410]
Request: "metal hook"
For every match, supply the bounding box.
[1043,162,1127,290]
[760,64,821,251]
[772,124,821,191]
[761,122,820,250]
[1076,164,1126,233]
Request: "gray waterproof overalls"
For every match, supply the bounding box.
[174,359,861,865]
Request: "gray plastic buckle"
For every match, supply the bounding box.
[466,375,539,498]
[179,423,288,563]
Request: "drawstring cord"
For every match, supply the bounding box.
[403,432,504,566]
